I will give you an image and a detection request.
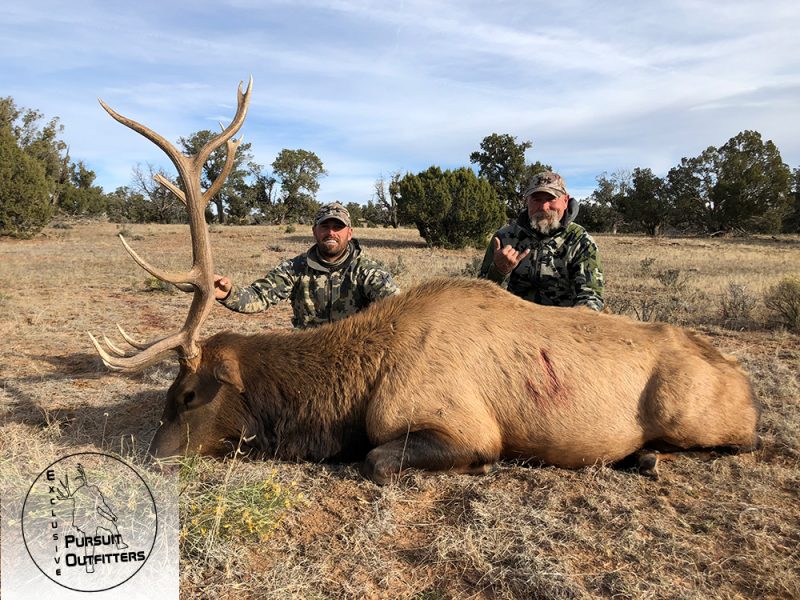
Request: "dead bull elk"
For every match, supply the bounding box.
[91,81,760,483]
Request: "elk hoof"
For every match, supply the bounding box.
[460,462,499,476]
[361,453,399,485]
[480,462,500,475]
[637,452,659,480]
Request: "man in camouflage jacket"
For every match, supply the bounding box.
[214,202,399,328]
[478,171,604,311]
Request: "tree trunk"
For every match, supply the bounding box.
[214,198,225,224]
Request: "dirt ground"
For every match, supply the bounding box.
[1,223,798,599]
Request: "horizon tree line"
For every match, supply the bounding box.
[2,95,798,244]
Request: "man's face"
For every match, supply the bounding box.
[313,219,353,260]
[526,192,568,234]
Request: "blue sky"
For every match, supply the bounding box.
[3,0,799,203]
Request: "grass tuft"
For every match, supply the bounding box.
[142,276,177,294]
[607,257,701,324]
[178,454,302,562]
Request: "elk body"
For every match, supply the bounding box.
[150,278,760,482]
[91,82,760,483]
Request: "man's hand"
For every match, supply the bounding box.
[214,275,232,300]
[492,237,530,275]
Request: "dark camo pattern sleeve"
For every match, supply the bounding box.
[220,258,300,314]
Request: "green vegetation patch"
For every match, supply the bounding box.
[179,457,303,558]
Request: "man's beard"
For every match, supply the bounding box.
[531,210,562,235]
[317,238,349,261]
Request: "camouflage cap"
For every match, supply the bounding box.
[314,202,351,227]
[523,171,568,199]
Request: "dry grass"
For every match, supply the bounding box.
[1,224,799,599]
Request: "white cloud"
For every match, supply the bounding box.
[1,0,798,202]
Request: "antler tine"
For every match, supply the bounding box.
[102,334,130,357]
[203,136,243,203]
[98,99,190,184]
[88,331,188,372]
[117,233,198,287]
[117,324,149,349]
[153,173,187,206]
[193,77,252,175]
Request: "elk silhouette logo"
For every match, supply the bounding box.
[54,463,130,574]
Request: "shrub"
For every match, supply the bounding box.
[764,277,800,331]
[0,127,52,237]
[655,268,689,291]
[284,224,296,234]
[372,256,406,279]
[396,166,505,249]
[387,255,406,278]
[720,283,758,328]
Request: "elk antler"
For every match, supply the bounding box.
[89,78,252,371]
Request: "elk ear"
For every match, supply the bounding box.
[213,359,245,394]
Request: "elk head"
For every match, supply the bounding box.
[150,332,256,458]
[89,80,253,457]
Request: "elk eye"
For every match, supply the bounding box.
[183,391,196,406]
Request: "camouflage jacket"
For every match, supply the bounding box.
[220,240,400,328]
[478,209,604,311]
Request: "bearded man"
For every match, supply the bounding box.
[478,171,604,311]
[215,202,399,328]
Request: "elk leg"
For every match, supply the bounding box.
[630,440,762,479]
[631,450,686,480]
[633,450,660,479]
[361,430,497,485]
